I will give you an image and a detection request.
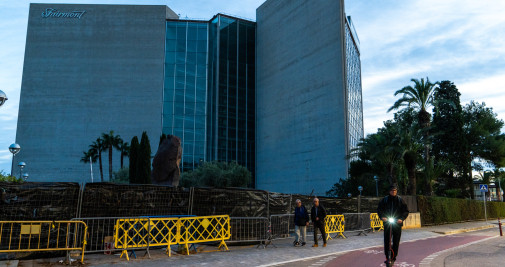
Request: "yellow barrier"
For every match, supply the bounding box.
[114,217,179,260]
[370,213,384,232]
[324,215,345,240]
[0,220,88,263]
[179,215,231,255]
[114,215,230,260]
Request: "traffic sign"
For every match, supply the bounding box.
[480,184,489,192]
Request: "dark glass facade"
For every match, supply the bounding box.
[163,15,255,175]
[164,21,208,171]
[207,15,256,175]
[345,17,364,154]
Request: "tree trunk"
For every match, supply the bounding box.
[98,151,103,182]
[419,108,433,196]
[404,151,417,195]
[120,152,124,169]
[109,144,113,181]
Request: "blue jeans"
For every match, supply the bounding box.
[295,225,307,243]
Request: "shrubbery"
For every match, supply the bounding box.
[418,196,505,225]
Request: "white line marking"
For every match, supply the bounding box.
[418,235,499,267]
[259,232,496,267]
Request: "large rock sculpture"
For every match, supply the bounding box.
[151,135,182,186]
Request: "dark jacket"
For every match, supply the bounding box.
[377,195,409,226]
[311,205,327,225]
[294,205,310,226]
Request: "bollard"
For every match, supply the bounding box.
[499,217,503,236]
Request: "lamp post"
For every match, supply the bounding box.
[358,186,363,213]
[0,90,7,107]
[18,162,26,180]
[9,143,21,177]
[22,173,29,181]
[347,193,352,198]
[374,176,379,197]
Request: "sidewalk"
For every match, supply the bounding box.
[8,220,500,267]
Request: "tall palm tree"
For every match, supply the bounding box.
[80,150,98,181]
[90,138,105,182]
[388,77,437,195]
[117,140,129,169]
[101,131,122,181]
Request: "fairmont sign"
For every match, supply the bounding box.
[41,8,86,19]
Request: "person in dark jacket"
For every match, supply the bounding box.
[310,197,327,247]
[293,199,310,246]
[377,184,409,266]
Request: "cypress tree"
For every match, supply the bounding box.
[159,133,167,147]
[129,136,140,184]
[139,131,152,184]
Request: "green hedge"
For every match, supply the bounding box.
[418,196,505,225]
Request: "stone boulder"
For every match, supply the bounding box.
[151,135,182,186]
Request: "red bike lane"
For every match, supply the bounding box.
[325,234,490,266]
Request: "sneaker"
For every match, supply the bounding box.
[323,243,327,247]
[294,242,300,246]
[312,244,318,247]
[301,242,306,246]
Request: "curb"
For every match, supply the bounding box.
[432,224,496,235]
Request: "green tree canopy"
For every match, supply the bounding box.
[180,161,252,188]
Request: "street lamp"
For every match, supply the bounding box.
[22,173,29,181]
[347,193,352,198]
[0,90,7,107]
[357,186,363,214]
[374,176,379,197]
[18,162,26,180]
[9,143,21,177]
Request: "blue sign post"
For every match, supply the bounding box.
[480,184,489,222]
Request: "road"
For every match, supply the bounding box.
[271,228,502,267]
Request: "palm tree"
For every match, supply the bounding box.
[396,127,422,195]
[80,149,98,181]
[101,131,122,181]
[90,138,105,182]
[388,77,437,195]
[353,127,403,185]
[117,140,130,169]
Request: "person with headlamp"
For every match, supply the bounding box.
[377,184,409,266]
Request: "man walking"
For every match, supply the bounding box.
[293,199,310,246]
[377,184,409,266]
[311,197,327,247]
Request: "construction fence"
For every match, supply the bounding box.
[0,220,87,263]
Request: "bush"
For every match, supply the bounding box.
[112,167,129,184]
[418,196,505,225]
[180,161,252,188]
[0,170,23,183]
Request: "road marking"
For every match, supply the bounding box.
[260,231,495,267]
[418,235,499,267]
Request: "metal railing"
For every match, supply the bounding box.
[229,217,269,243]
[324,215,346,239]
[72,217,126,254]
[114,217,178,260]
[343,213,372,235]
[179,215,230,255]
[113,215,230,260]
[0,220,88,263]
[370,213,384,232]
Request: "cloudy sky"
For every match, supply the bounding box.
[1,0,504,174]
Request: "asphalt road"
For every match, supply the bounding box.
[272,228,501,267]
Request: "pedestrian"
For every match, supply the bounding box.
[293,199,310,246]
[377,184,409,266]
[311,197,327,247]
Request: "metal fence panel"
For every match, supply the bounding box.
[342,213,371,234]
[0,220,87,263]
[229,217,269,243]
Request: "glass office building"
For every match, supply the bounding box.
[345,17,364,153]
[163,15,255,174]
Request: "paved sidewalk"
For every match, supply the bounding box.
[9,220,501,267]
